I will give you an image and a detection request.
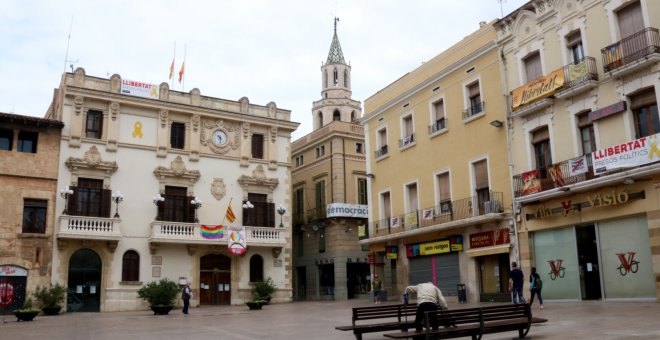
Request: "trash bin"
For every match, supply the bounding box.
[457,284,466,303]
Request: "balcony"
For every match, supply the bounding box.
[365,192,504,241]
[292,211,306,226]
[399,133,416,149]
[601,27,660,78]
[555,57,598,99]
[429,118,447,135]
[462,101,485,120]
[57,215,122,250]
[375,145,389,158]
[149,221,287,248]
[306,206,327,222]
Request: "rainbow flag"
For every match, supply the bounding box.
[201,225,224,239]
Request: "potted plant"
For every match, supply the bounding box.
[247,277,277,310]
[13,298,41,322]
[137,278,179,315]
[33,283,66,315]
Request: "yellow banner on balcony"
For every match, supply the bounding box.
[567,60,588,82]
[511,67,564,110]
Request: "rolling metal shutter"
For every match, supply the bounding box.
[409,252,459,296]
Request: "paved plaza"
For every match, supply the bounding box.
[2,299,660,340]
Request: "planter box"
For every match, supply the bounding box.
[42,306,62,315]
[14,311,40,322]
[150,305,173,315]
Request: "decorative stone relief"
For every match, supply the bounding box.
[190,88,201,106]
[200,119,240,155]
[266,102,277,118]
[192,114,200,132]
[110,102,120,121]
[153,156,200,188]
[211,178,227,201]
[159,83,169,100]
[239,97,249,114]
[242,122,251,138]
[270,126,278,142]
[65,146,118,182]
[110,74,121,93]
[74,96,84,116]
[159,109,169,128]
[237,165,279,201]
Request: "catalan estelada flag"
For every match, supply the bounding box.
[201,225,224,239]
[225,204,236,224]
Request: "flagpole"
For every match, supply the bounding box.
[222,197,233,225]
[170,42,176,88]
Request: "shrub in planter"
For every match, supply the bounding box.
[137,278,179,315]
[247,277,277,309]
[14,298,41,321]
[33,283,66,315]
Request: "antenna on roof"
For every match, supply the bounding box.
[63,15,78,73]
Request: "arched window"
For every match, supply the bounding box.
[333,110,341,121]
[351,111,356,122]
[344,69,348,87]
[333,68,338,85]
[250,255,264,282]
[324,70,328,89]
[317,112,323,129]
[122,250,140,282]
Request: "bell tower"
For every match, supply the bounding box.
[312,17,362,131]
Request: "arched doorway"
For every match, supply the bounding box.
[200,254,231,305]
[67,248,101,312]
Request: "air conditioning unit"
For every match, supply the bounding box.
[484,201,500,214]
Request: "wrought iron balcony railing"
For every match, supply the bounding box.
[561,56,598,90]
[601,27,660,73]
[429,118,447,134]
[399,133,416,148]
[462,101,485,119]
[375,145,389,158]
[306,205,327,222]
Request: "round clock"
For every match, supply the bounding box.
[212,130,228,146]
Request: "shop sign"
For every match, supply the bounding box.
[526,190,644,220]
[406,236,463,258]
[367,252,375,264]
[511,67,565,110]
[592,133,660,175]
[120,79,159,99]
[386,246,398,260]
[0,265,27,276]
[326,203,368,218]
[469,229,510,249]
[590,101,626,121]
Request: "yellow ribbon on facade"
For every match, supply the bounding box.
[150,86,158,98]
[649,137,660,160]
[132,122,143,138]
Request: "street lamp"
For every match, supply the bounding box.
[277,204,286,228]
[59,186,74,215]
[242,201,254,225]
[111,191,124,218]
[190,196,202,223]
[153,193,165,220]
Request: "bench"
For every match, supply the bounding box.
[335,303,417,340]
[383,304,548,340]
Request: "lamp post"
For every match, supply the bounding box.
[242,200,254,225]
[59,186,74,215]
[191,197,202,223]
[153,193,165,220]
[277,204,286,228]
[111,191,124,218]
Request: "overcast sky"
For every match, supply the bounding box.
[0,0,528,139]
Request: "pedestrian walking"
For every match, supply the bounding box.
[529,267,544,310]
[372,274,382,304]
[509,262,526,304]
[404,282,448,331]
[182,283,192,314]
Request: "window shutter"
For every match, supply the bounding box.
[474,160,489,190]
[531,127,550,144]
[566,30,582,47]
[439,173,451,202]
[101,189,112,218]
[267,203,275,228]
[468,83,480,97]
[252,134,264,159]
[435,100,445,120]
[630,88,657,109]
[577,112,592,128]
[67,187,78,215]
[617,1,643,39]
[524,52,543,81]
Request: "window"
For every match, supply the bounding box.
[0,128,12,151]
[17,131,38,153]
[244,193,274,228]
[376,129,388,157]
[617,1,643,39]
[466,82,483,117]
[252,133,264,159]
[160,186,193,222]
[631,88,659,139]
[358,178,368,205]
[355,142,363,154]
[295,155,304,167]
[431,99,446,133]
[315,181,326,211]
[405,182,418,217]
[401,115,414,146]
[524,52,543,82]
[86,110,103,139]
[122,250,140,282]
[532,127,552,177]
[566,31,584,64]
[473,159,490,215]
[324,70,328,88]
[577,112,596,155]
[294,187,304,224]
[316,145,325,158]
[22,199,47,233]
[317,112,323,130]
[380,191,391,226]
[333,68,338,85]
[72,178,111,217]
[249,255,264,282]
[437,172,452,214]
[333,110,341,121]
[170,122,185,149]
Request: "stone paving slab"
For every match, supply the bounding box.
[1,300,659,339]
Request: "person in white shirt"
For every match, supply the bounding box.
[404,282,448,331]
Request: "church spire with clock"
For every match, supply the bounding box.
[312,17,362,131]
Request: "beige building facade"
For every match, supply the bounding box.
[291,20,370,301]
[45,68,298,312]
[361,22,515,303]
[1,112,63,313]
[497,0,660,301]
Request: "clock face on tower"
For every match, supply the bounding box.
[212,129,228,146]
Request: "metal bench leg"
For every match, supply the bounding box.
[519,326,531,338]
[354,331,362,340]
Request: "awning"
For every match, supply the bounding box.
[465,244,511,257]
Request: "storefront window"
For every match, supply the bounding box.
[533,227,580,299]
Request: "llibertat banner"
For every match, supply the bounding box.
[121,79,159,99]
[592,133,660,175]
[511,67,564,110]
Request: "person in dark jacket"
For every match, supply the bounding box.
[529,267,544,310]
[508,262,526,304]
